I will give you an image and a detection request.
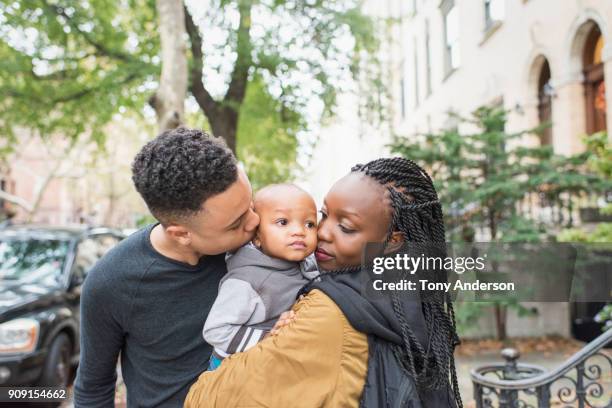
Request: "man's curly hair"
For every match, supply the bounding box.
[132,127,238,223]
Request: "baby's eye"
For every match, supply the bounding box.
[276,219,288,226]
[306,221,316,229]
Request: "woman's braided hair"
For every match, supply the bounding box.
[351,157,463,408]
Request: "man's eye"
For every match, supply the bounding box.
[319,210,327,220]
[276,219,288,226]
[339,224,355,234]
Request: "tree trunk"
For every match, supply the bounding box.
[210,108,238,153]
[184,3,250,154]
[151,0,187,132]
[494,303,507,341]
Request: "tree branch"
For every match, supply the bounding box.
[30,68,80,81]
[16,73,138,104]
[184,5,218,120]
[0,190,33,213]
[42,0,134,62]
[224,0,252,105]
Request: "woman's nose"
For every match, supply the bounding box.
[317,219,331,242]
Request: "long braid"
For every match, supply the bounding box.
[352,157,463,408]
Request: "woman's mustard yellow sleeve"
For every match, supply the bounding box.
[184,289,368,408]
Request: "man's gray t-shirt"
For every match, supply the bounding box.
[74,224,227,407]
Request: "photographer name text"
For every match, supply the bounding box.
[372,279,515,292]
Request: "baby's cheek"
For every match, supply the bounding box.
[306,232,318,250]
[309,229,318,242]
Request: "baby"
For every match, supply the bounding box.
[203,183,319,370]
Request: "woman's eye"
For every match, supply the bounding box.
[339,225,355,234]
[276,219,288,226]
[319,210,327,219]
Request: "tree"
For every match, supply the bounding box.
[0,0,159,145]
[1,0,377,153]
[150,0,187,131]
[1,0,379,191]
[236,74,302,191]
[391,106,610,340]
[182,0,377,153]
[393,107,608,242]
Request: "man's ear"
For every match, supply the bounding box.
[165,224,191,246]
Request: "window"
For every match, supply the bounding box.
[425,19,432,96]
[583,24,607,134]
[537,59,553,145]
[485,0,505,30]
[73,235,120,284]
[0,239,69,287]
[442,0,460,74]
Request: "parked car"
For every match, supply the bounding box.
[0,225,124,389]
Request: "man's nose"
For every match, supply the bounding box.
[244,209,260,232]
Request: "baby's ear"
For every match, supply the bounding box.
[252,233,262,249]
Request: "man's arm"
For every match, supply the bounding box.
[74,267,125,408]
[203,279,266,356]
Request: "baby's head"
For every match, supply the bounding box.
[252,184,317,262]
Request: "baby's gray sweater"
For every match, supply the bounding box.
[203,243,318,357]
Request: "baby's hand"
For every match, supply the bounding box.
[270,310,296,336]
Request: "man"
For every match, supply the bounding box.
[74,127,260,407]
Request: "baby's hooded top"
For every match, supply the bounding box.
[203,242,319,357]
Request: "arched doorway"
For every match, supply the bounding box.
[573,27,608,337]
[537,59,553,145]
[583,24,607,134]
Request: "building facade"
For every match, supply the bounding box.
[0,121,148,228]
[395,0,611,154]
[303,0,612,339]
[393,0,612,339]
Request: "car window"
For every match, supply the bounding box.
[0,238,69,287]
[73,235,120,281]
[95,235,121,254]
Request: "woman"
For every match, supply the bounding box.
[185,158,462,407]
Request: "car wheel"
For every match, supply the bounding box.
[37,333,72,407]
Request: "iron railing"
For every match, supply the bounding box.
[471,329,612,408]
